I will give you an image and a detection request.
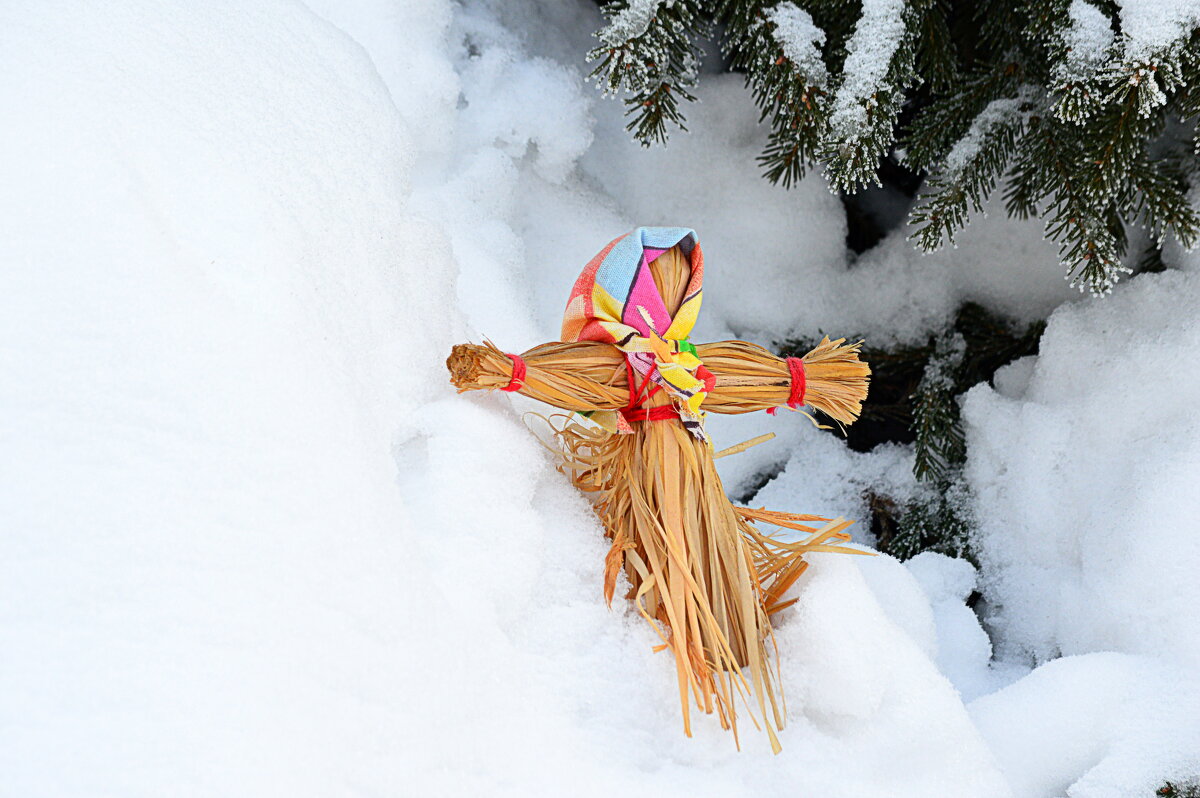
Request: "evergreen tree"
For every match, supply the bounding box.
[588,0,1200,294]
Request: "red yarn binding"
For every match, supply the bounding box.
[619,358,678,424]
[502,353,526,392]
[621,405,680,423]
[767,356,806,416]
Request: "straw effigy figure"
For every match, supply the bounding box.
[446,228,871,753]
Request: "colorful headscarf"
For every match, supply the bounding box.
[562,227,715,438]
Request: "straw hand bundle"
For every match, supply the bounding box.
[446,228,871,753]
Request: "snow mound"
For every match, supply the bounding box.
[0,1,462,793]
[962,268,1200,794]
[971,653,1200,798]
[964,269,1200,668]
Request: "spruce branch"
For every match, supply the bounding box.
[915,0,956,92]
[583,0,1200,292]
[1021,0,1071,44]
[1125,153,1200,248]
[821,0,924,193]
[905,61,1026,171]
[587,0,710,146]
[722,0,832,186]
[910,87,1040,248]
[912,331,966,482]
[889,479,975,561]
[1006,114,1129,292]
[1158,779,1200,798]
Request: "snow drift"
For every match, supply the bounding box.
[2,0,1198,796]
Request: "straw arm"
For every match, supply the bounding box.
[445,336,870,424]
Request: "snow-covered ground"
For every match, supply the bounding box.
[2,1,1197,796]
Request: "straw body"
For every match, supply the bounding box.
[553,407,863,752]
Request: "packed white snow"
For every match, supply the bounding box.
[597,0,668,46]
[3,0,1198,795]
[1118,0,1200,61]
[765,2,829,87]
[965,269,1200,668]
[826,0,908,139]
[1057,0,1116,83]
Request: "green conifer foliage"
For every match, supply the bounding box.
[779,304,1043,561]
[588,1,709,144]
[587,0,1200,293]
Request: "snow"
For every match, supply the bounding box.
[597,0,668,47]
[962,268,1200,792]
[964,268,1200,668]
[905,553,1024,701]
[827,0,908,139]
[1118,0,1200,62]
[3,0,1199,795]
[765,2,829,88]
[845,202,1077,337]
[1057,0,1115,83]
[971,653,1200,798]
[0,2,463,793]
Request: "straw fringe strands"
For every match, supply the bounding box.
[445,228,871,753]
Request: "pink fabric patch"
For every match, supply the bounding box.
[624,263,670,335]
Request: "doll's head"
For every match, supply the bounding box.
[648,245,691,319]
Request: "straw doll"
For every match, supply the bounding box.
[446,228,870,752]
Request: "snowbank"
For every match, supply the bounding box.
[964,269,1200,667]
[0,1,471,793]
[971,653,1200,798]
[962,268,1200,793]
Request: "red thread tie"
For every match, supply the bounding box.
[767,356,806,415]
[622,405,680,423]
[502,353,526,392]
[619,358,677,424]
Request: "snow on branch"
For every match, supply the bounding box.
[822,0,919,192]
[943,87,1042,178]
[1057,0,1115,83]
[1103,0,1200,117]
[1050,0,1118,122]
[764,2,828,89]
[587,0,706,145]
[910,87,1043,251]
[1117,0,1200,63]
[598,0,671,47]
[827,0,908,140]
